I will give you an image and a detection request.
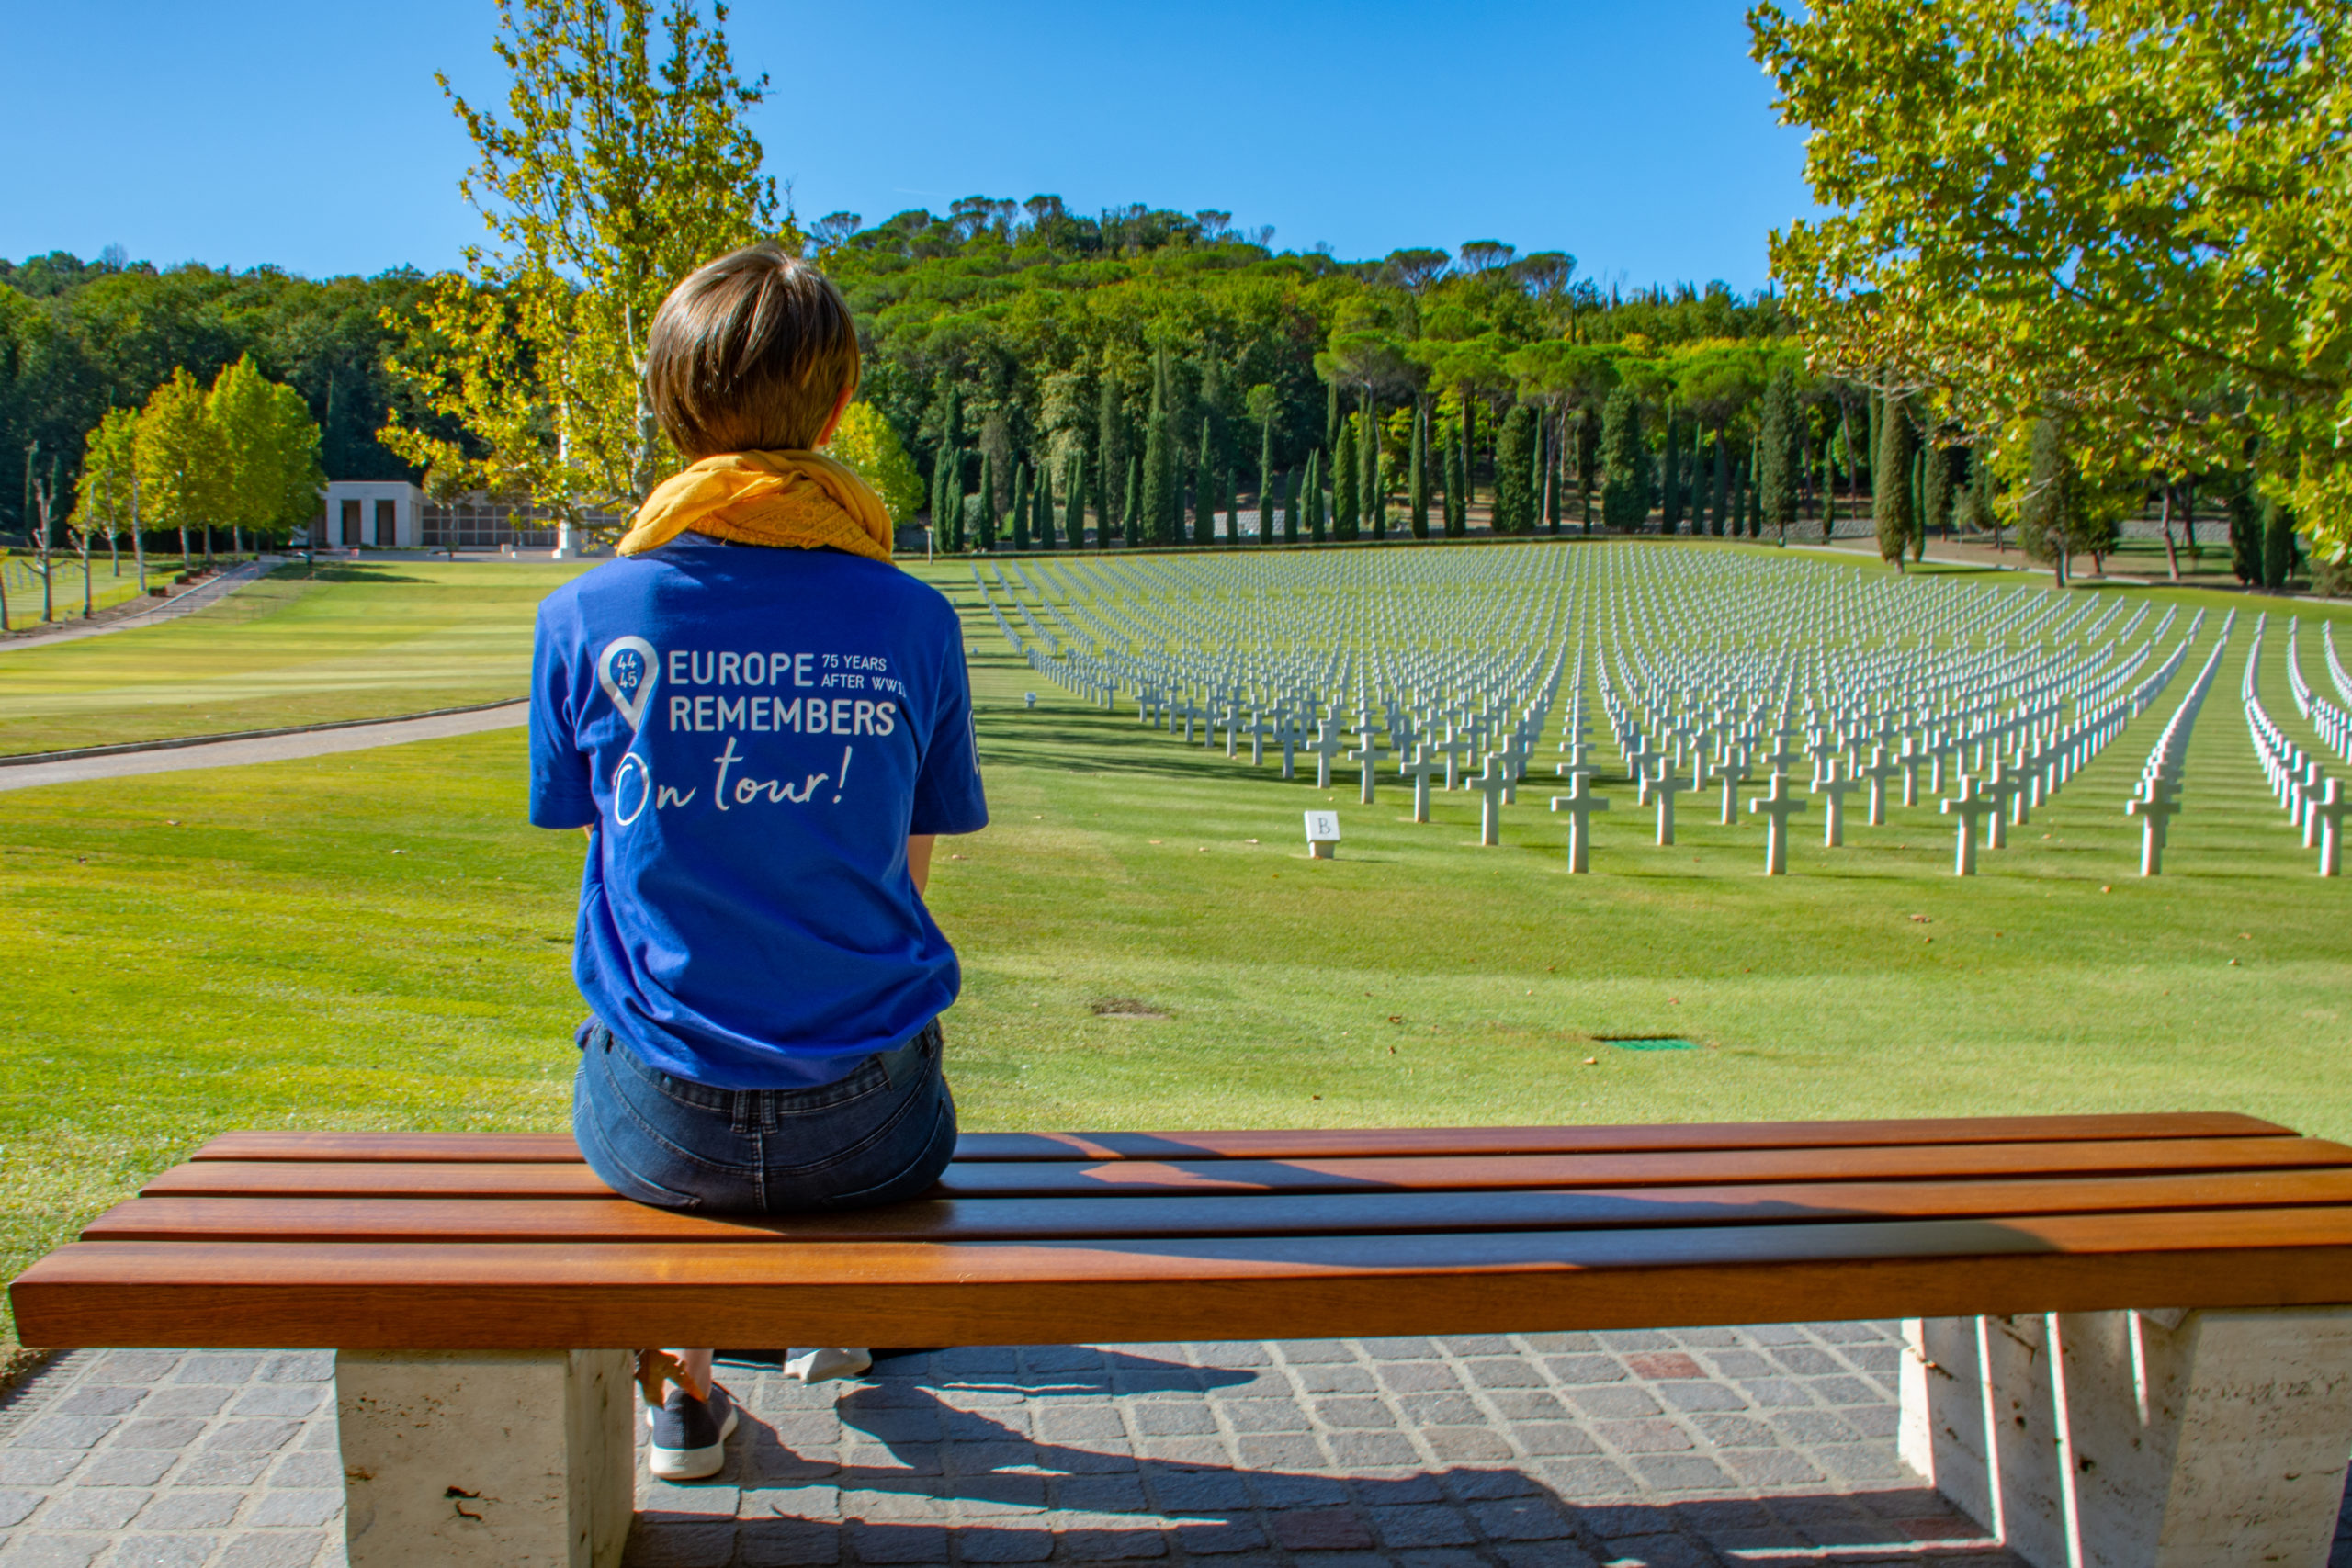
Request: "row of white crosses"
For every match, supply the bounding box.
[1589,551,2201,875]
[2243,615,2348,876]
[996,541,2316,878]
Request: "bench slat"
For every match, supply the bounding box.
[144,1136,2352,1201]
[21,1206,2352,1348]
[186,1111,2292,1166]
[84,1169,2352,1244]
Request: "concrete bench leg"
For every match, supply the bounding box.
[336,1348,633,1568]
[1901,1309,2352,1568]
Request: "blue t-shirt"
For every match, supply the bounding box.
[528,537,987,1089]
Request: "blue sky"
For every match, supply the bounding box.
[0,0,1814,291]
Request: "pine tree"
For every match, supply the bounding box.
[1333,423,1359,541]
[1600,387,1646,533]
[1408,401,1430,539]
[1874,397,1917,571]
[2262,494,2299,589]
[1196,417,1216,545]
[1496,404,1535,535]
[1758,370,1797,541]
[1258,412,1277,547]
[1010,462,1031,550]
[1124,454,1140,547]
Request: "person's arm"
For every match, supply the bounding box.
[909,833,935,894]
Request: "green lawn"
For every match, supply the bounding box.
[0,558,594,756]
[3,539,2348,1360]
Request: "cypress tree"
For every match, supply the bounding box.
[1258,412,1276,547]
[1758,370,1797,541]
[1306,448,1326,543]
[939,449,965,552]
[978,450,999,551]
[1444,437,1464,536]
[1545,415,1563,534]
[1578,408,1600,533]
[1197,417,1216,545]
[1065,451,1087,549]
[1333,423,1360,541]
[1874,397,1917,571]
[1281,465,1297,546]
[2261,494,2298,589]
[2228,479,2261,584]
[1124,454,1140,547]
[1711,434,1731,536]
[1035,465,1056,550]
[1010,463,1031,551]
[1909,446,1928,562]
[1223,466,1238,546]
[1921,444,1951,547]
[1325,379,1340,457]
[1659,410,1684,534]
[1142,346,1174,546]
[1361,394,1382,541]
[1600,386,1646,533]
[1408,401,1430,539]
[1495,404,1535,535]
[1096,374,1122,550]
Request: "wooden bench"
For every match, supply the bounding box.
[16,1111,2352,1568]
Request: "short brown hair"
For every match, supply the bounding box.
[644,244,861,458]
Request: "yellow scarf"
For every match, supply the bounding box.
[616,450,893,563]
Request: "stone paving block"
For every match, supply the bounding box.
[213,1535,330,1568]
[42,1486,151,1529]
[133,1491,242,1529]
[0,1492,38,1529]
[6,1536,110,1567]
[110,1535,219,1568]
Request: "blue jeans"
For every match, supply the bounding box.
[572,1018,956,1213]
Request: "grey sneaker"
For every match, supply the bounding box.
[648,1381,737,1481]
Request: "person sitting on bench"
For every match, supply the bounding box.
[527,242,989,1480]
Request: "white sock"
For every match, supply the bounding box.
[784,1347,873,1383]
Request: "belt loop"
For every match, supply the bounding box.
[729,1089,752,1138]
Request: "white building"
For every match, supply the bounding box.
[320,480,425,548]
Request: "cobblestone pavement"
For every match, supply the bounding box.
[5,1323,2350,1567]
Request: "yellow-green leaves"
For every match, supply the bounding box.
[383,0,781,532]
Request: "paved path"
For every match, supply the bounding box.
[0,559,281,656]
[0,1321,2081,1568]
[0,704,526,794]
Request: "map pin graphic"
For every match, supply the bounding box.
[596,636,659,732]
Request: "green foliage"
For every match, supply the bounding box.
[1408,402,1430,539]
[1758,369,1799,538]
[1304,448,1325,543]
[1495,404,1536,535]
[2262,496,2299,589]
[2229,482,2262,585]
[829,402,924,524]
[978,449,998,551]
[1600,386,1647,532]
[1874,398,1917,570]
[1142,346,1174,546]
[1332,423,1359,542]
[1195,417,1215,545]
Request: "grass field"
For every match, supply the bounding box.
[2,538,2348,1360]
[0,558,593,756]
